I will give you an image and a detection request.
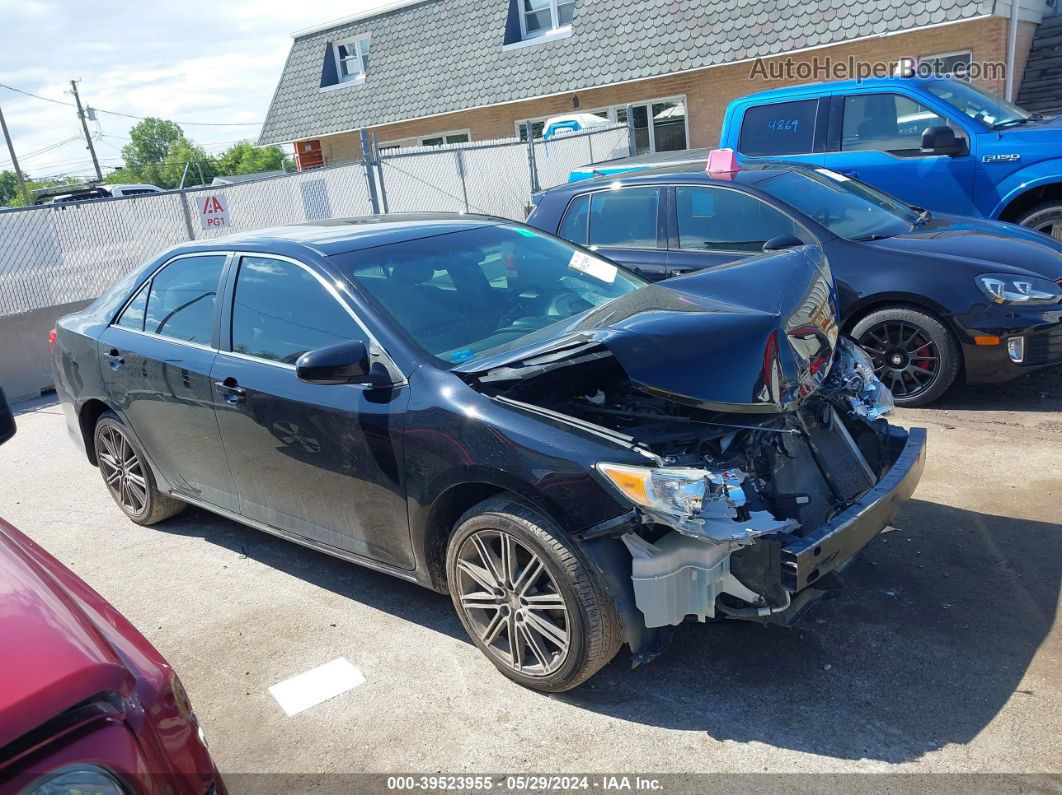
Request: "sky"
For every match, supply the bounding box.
[0,0,394,181]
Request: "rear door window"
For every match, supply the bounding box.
[738,100,819,156]
[558,194,590,244]
[143,255,226,345]
[674,186,799,253]
[587,187,662,249]
[231,256,367,364]
[116,283,149,331]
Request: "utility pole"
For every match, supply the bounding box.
[0,103,30,206]
[70,79,103,182]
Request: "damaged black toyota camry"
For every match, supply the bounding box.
[53,215,926,692]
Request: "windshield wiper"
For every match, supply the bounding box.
[854,234,891,241]
[913,207,932,225]
[992,117,1033,130]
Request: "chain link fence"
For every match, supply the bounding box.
[0,124,630,318]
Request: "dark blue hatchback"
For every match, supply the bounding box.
[526,163,1062,405]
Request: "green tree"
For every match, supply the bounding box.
[157,138,217,188]
[3,175,69,207]
[120,118,184,180]
[0,170,25,204]
[214,141,291,176]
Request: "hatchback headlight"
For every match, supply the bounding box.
[976,273,1061,305]
[25,765,126,795]
[595,462,745,517]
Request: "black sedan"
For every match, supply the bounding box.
[53,215,924,691]
[526,164,1062,405]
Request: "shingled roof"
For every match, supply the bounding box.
[259,0,993,145]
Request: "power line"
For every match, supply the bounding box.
[0,82,264,127]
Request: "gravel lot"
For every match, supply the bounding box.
[2,369,1059,789]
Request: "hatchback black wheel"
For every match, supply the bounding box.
[1016,201,1062,242]
[851,306,960,407]
[446,497,621,692]
[95,412,185,525]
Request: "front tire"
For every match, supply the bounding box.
[446,498,622,692]
[851,306,961,407]
[94,412,185,525]
[1016,200,1062,241]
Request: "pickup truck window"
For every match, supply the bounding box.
[923,78,1033,129]
[738,100,818,156]
[841,93,949,153]
[757,170,918,241]
[675,186,798,253]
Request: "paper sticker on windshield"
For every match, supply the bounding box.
[569,251,617,284]
[815,168,849,182]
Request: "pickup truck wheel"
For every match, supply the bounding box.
[95,413,185,526]
[851,307,960,407]
[1016,201,1062,241]
[446,498,622,692]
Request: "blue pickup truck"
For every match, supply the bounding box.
[571,76,1062,238]
[721,77,1062,237]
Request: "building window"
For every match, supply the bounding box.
[519,0,574,40]
[379,130,472,150]
[919,51,972,79]
[333,36,371,83]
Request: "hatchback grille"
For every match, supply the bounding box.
[1024,326,1062,366]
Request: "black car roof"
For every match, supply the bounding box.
[179,213,504,257]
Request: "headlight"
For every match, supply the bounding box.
[25,765,126,795]
[976,273,1061,305]
[595,462,746,517]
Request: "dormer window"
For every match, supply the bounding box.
[520,0,574,39]
[334,35,371,83]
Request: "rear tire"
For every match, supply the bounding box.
[94,412,185,526]
[1015,200,1062,241]
[446,497,622,692]
[851,306,960,407]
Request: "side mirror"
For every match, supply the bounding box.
[921,126,965,156]
[296,340,377,386]
[763,234,804,252]
[0,388,15,447]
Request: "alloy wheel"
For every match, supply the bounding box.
[1030,217,1062,242]
[857,320,940,399]
[455,529,571,676]
[97,425,148,516]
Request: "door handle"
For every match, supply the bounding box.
[104,349,125,369]
[836,168,859,177]
[214,379,247,404]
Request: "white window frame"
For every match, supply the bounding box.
[515,95,689,152]
[379,129,472,149]
[918,50,972,78]
[517,0,574,41]
[333,35,371,84]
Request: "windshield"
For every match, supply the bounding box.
[757,169,920,240]
[924,79,1033,129]
[335,225,645,365]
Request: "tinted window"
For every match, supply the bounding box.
[588,187,661,248]
[841,93,949,152]
[231,256,366,364]
[757,169,919,240]
[116,283,148,331]
[675,187,799,253]
[336,225,644,363]
[558,194,590,244]
[143,255,225,344]
[738,100,818,156]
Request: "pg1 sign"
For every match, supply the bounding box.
[199,195,229,229]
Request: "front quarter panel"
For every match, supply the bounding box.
[988,159,1062,220]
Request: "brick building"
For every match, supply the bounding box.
[259,0,1055,169]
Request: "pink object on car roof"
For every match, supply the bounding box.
[706,148,739,179]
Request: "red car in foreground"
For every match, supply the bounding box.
[0,390,224,795]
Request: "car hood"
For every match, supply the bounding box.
[0,518,133,750]
[456,246,839,413]
[865,215,1062,280]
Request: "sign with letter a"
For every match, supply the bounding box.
[199,195,229,229]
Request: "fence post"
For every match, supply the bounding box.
[179,188,195,241]
[524,122,540,194]
[587,131,594,165]
[455,149,470,212]
[625,105,636,156]
[359,127,381,214]
[372,133,389,214]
